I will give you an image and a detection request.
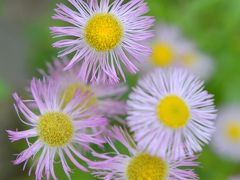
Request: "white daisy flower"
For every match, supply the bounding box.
[127,68,217,158]
[141,24,215,80]
[212,105,240,161]
[179,41,215,80]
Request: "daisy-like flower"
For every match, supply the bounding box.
[212,106,240,161]
[179,42,214,80]
[141,24,214,80]
[7,78,107,179]
[148,24,184,68]
[89,126,199,180]
[40,57,127,120]
[127,68,216,158]
[51,0,154,84]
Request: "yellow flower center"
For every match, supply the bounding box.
[63,83,97,108]
[126,153,168,180]
[38,112,74,147]
[182,53,196,66]
[84,13,123,51]
[151,43,174,67]
[157,95,190,129]
[225,121,240,141]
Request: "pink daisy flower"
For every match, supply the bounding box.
[40,57,128,120]
[127,68,217,159]
[50,0,154,84]
[7,78,107,179]
[89,126,199,180]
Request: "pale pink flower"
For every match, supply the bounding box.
[40,57,128,121]
[7,78,107,179]
[51,0,154,84]
[89,127,199,180]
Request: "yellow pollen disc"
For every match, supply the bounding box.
[225,121,240,141]
[151,43,174,67]
[182,53,196,66]
[63,83,97,108]
[126,153,168,180]
[84,13,123,51]
[38,112,73,147]
[157,95,190,129]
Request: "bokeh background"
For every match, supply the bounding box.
[1,0,240,179]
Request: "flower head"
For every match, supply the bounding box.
[127,68,216,158]
[150,24,183,67]
[179,41,215,80]
[89,127,199,180]
[140,24,214,80]
[40,57,127,120]
[7,78,107,179]
[51,0,154,84]
[212,105,240,161]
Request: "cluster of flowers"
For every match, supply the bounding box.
[7,0,218,179]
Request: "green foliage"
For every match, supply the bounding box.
[0,79,10,100]
[0,0,4,15]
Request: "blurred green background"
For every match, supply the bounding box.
[1,0,240,179]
